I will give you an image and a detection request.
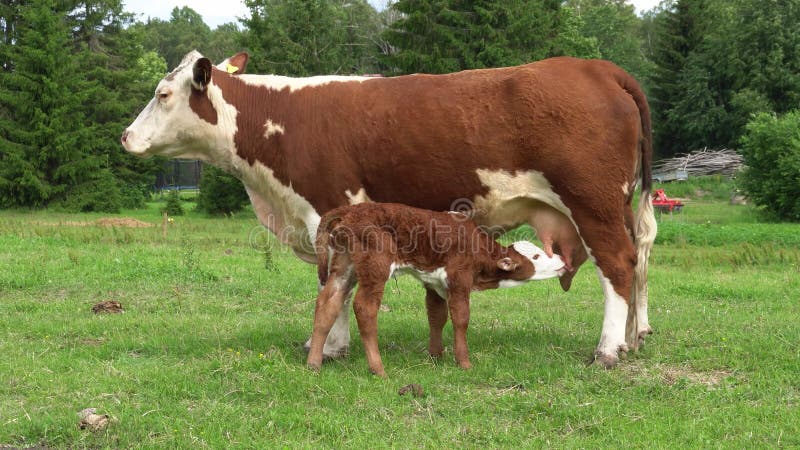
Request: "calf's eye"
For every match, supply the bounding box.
[533,254,540,260]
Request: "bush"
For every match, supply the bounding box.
[195,166,249,216]
[739,111,800,221]
[161,189,185,216]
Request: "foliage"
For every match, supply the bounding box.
[382,0,599,75]
[161,189,185,216]
[649,0,800,158]
[738,111,800,221]
[241,0,382,76]
[564,0,653,81]
[195,166,249,216]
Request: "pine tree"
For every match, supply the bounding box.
[0,0,104,209]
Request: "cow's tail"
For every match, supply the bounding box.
[315,208,346,286]
[619,70,658,351]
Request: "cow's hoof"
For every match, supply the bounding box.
[638,327,653,345]
[592,351,619,369]
[303,340,349,360]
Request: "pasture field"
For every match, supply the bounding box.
[1,179,799,448]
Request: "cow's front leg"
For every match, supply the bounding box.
[304,288,352,359]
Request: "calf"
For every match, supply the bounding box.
[306,203,565,376]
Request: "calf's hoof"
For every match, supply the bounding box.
[457,360,472,370]
[370,367,387,378]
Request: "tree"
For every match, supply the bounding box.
[382,0,597,75]
[241,0,382,76]
[0,0,117,210]
[564,0,651,81]
[739,111,800,221]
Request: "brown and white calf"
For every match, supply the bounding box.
[307,202,565,376]
[122,50,656,367]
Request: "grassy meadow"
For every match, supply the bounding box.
[1,179,799,448]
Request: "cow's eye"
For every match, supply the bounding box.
[533,254,540,260]
[156,91,171,101]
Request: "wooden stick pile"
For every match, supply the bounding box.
[652,148,744,177]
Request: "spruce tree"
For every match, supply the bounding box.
[0,0,107,209]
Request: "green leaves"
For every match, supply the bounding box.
[739,111,800,221]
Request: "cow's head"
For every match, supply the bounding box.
[121,50,249,163]
[476,240,565,290]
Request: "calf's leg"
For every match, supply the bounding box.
[447,285,472,370]
[307,273,354,371]
[353,281,388,376]
[425,288,448,358]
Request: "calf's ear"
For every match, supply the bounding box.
[192,57,213,90]
[497,257,518,272]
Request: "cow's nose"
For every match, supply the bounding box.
[121,129,129,144]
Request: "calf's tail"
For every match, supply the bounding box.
[315,209,346,286]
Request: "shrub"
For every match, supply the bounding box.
[739,111,800,221]
[195,166,249,216]
[161,189,185,216]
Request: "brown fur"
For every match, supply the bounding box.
[307,203,543,376]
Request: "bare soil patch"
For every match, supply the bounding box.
[622,361,734,388]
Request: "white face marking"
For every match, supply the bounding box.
[511,241,566,280]
[123,51,240,167]
[390,264,449,299]
[595,268,629,356]
[263,120,285,138]
[345,187,372,205]
[622,181,630,195]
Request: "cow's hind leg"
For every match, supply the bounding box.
[304,293,352,359]
[573,212,638,369]
[425,288,448,358]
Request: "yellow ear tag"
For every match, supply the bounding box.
[226,63,239,74]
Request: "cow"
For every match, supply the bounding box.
[121,50,657,368]
[307,202,567,376]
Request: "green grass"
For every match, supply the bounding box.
[1,187,799,448]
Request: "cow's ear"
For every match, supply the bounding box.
[192,57,212,90]
[497,257,518,272]
[225,52,249,74]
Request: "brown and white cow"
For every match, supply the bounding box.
[121,50,657,368]
[307,202,566,376]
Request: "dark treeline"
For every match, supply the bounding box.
[1,0,799,215]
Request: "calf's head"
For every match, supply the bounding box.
[121,50,248,163]
[477,241,566,290]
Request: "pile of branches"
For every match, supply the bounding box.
[653,148,744,177]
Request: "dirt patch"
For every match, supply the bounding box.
[32,218,153,228]
[398,384,424,397]
[77,408,109,431]
[92,301,123,314]
[622,361,733,388]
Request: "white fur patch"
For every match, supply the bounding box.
[237,73,375,93]
[391,264,449,299]
[595,268,629,357]
[473,168,574,228]
[345,187,372,205]
[237,160,320,261]
[263,120,285,138]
